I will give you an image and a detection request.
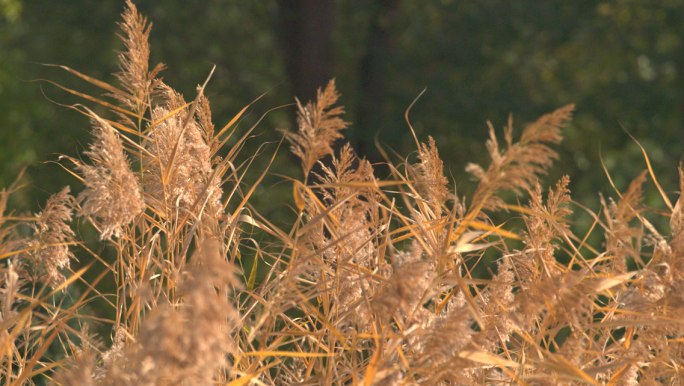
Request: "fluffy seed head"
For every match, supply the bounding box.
[78,114,145,240]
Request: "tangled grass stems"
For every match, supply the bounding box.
[1,2,683,385]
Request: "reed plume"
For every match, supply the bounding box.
[77,114,144,240]
[281,79,349,178]
[27,186,75,287]
[144,83,223,220]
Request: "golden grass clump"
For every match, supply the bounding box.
[2,1,684,385]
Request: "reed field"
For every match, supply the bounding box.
[1,2,683,385]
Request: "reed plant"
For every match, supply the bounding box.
[1,2,683,385]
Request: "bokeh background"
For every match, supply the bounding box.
[1,0,683,227]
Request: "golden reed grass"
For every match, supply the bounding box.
[1,2,683,385]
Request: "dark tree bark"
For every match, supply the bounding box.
[354,0,401,160]
[275,0,335,106]
[275,0,401,166]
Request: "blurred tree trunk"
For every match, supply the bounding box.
[275,0,401,165]
[275,0,335,106]
[354,0,400,161]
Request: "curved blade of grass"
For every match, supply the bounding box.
[230,139,283,225]
[222,104,290,165]
[404,88,426,150]
[468,220,521,240]
[31,78,144,121]
[0,242,78,261]
[49,157,85,182]
[37,90,144,138]
[142,100,193,135]
[243,205,296,248]
[39,63,139,103]
[214,90,269,144]
[621,123,673,211]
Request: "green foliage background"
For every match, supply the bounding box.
[1,0,682,225]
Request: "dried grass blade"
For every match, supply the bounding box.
[468,220,521,240]
[452,269,485,329]
[458,349,522,368]
[294,181,306,211]
[243,351,334,358]
[22,357,69,380]
[40,63,138,103]
[243,205,296,247]
[230,140,283,228]
[80,106,156,157]
[37,96,144,139]
[287,279,347,346]
[223,104,287,164]
[143,100,193,135]
[49,157,85,182]
[589,318,678,328]
[537,356,602,385]
[170,159,223,241]
[363,346,382,386]
[221,148,263,211]
[227,374,256,386]
[72,104,145,137]
[624,128,674,211]
[31,78,144,121]
[404,88,426,150]
[606,364,633,386]
[215,89,269,141]
[0,216,38,221]
[309,180,413,189]
[0,242,78,261]
[378,193,432,254]
[591,272,637,292]
[247,249,259,291]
